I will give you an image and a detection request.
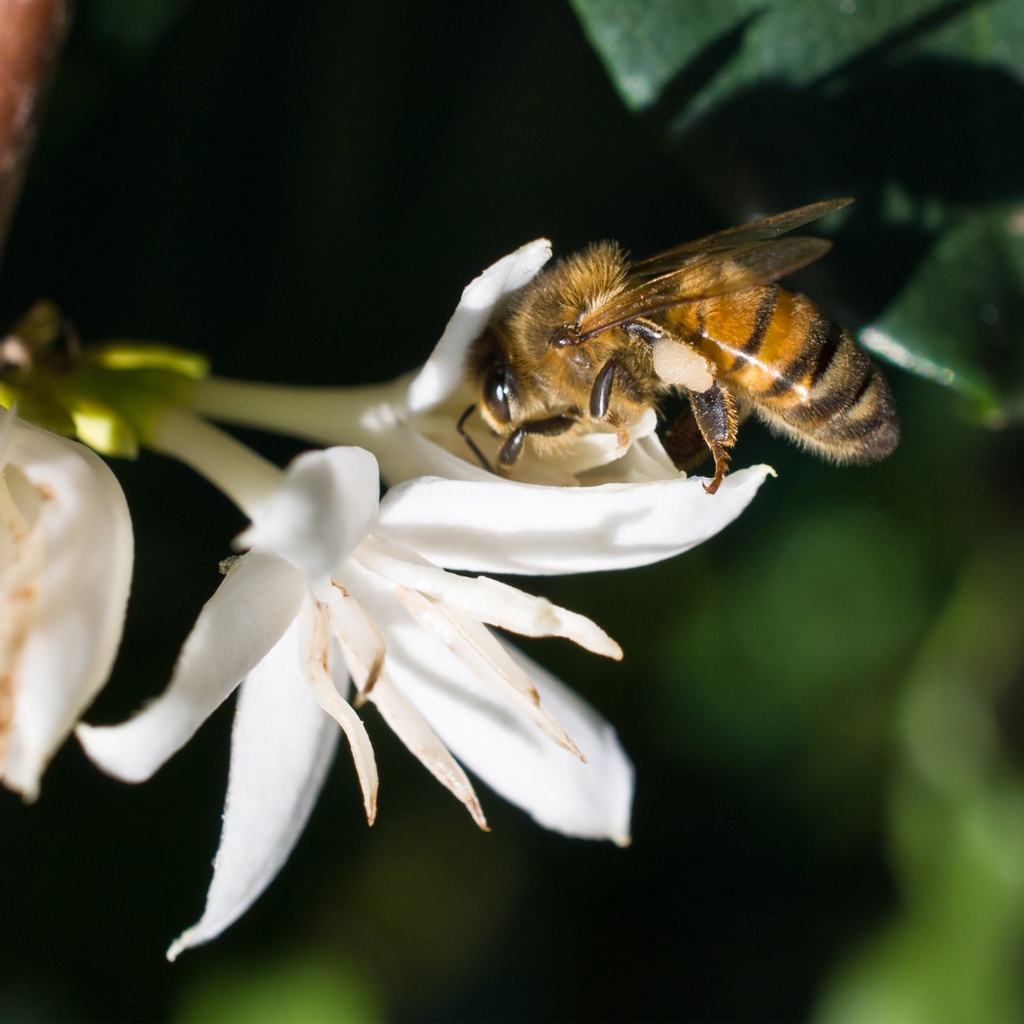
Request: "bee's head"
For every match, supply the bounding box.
[463,324,579,470]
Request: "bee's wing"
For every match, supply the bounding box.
[632,198,852,275]
[577,235,833,339]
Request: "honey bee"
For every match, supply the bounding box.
[461,199,898,493]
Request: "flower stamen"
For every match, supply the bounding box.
[396,585,585,761]
[369,673,489,831]
[302,601,378,825]
[324,582,387,703]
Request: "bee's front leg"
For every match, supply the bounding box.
[499,412,579,467]
[590,340,657,422]
[590,359,618,418]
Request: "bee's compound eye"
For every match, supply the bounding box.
[483,360,514,425]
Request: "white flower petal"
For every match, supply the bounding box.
[375,464,774,575]
[77,551,306,782]
[297,598,377,824]
[166,621,340,960]
[354,533,621,659]
[406,239,552,414]
[373,414,496,487]
[0,463,45,783]
[498,408,664,485]
[577,421,680,484]
[1,414,133,800]
[365,582,634,843]
[497,643,634,844]
[368,672,487,830]
[237,447,380,578]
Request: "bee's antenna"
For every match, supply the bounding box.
[457,404,495,473]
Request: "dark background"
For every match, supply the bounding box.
[1,1,1023,1021]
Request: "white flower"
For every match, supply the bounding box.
[75,238,776,959]
[0,405,133,799]
[76,425,633,959]
[192,239,775,506]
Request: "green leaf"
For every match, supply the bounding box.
[863,203,1024,424]
[569,0,1024,117]
[568,0,758,111]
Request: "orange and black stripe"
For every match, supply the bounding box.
[668,285,898,464]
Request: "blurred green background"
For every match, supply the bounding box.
[2,1,1024,1020]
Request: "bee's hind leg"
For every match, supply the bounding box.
[664,382,737,495]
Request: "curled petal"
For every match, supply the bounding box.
[237,447,380,578]
[298,598,377,824]
[166,622,340,960]
[77,551,306,782]
[354,534,621,659]
[406,239,552,414]
[375,464,774,575]
[368,672,487,830]
[1,414,133,799]
[321,582,386,697]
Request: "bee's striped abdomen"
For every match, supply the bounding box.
[669,285,899,464]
